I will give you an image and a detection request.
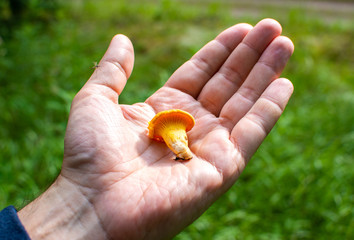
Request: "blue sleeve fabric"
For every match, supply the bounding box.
[0,206,31,240]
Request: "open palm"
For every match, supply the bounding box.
[60,19,294,239]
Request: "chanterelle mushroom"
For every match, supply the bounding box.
[148,109,195,160]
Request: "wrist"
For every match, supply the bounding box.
[18,175,107,240]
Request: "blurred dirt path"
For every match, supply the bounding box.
[188,0,354,23]
[232,0,354,23]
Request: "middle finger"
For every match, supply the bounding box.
[197,19,282,116]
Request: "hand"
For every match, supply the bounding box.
[19,19,294,240]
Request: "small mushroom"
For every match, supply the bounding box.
[148,109,195,160]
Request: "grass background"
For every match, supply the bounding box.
[0,0,353,239]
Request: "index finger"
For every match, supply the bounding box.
[164,23,252,99]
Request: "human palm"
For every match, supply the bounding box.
[61,19,294,239]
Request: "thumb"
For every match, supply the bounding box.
[84,34,135,99]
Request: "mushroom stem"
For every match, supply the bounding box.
[160,127,193,160]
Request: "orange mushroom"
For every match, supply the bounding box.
[148,109,195,160]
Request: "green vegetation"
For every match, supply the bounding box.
[1,0,353,239]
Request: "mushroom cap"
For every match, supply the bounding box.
[148,109,195,142]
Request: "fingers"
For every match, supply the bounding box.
[198,19,283,116]
[164,23,253,98]
[220,35,294,130]
[230,78,294,162]
[80,34,135,102]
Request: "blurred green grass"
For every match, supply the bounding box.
[0,0,353,239]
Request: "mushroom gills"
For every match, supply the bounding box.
[148,109,195,161]
[159,127,193,160]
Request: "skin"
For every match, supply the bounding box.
[18,19,294,240]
